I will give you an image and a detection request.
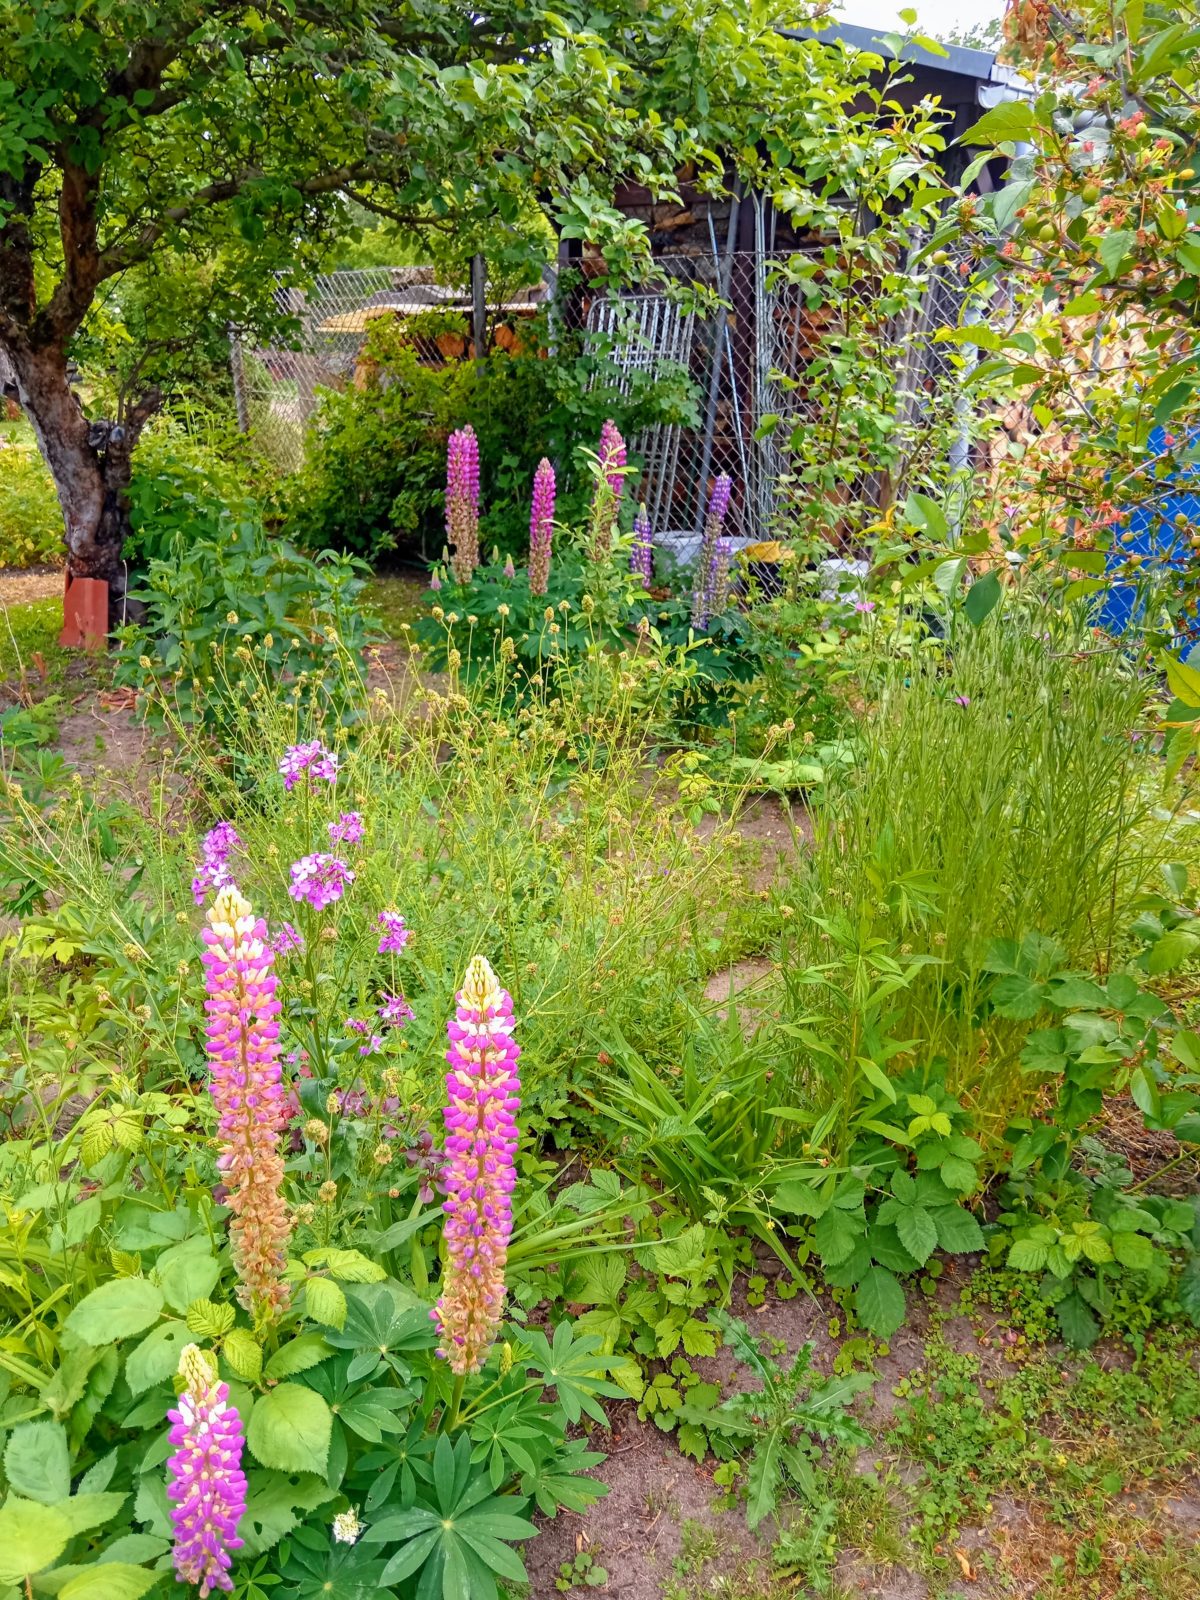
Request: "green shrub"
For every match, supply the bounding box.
[0,419,62,568]
[126,410,273,570]
[284,313,698,563]
[114,494,374,743]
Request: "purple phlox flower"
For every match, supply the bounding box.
[377,909,410,954]
[954,694,971,707]
[854,598,876,614]
[288,853,354,911]
[167,1345,247,1597]
[379,991,415,1029]
[359,1034,384,1058]
[528,457,556,597]
[335,1085,371,1118]
[407,1127,444,1204]
[328,811,365,846]
[346,1017,372,1036]
[270,922,305,957]
[192,821,242,905]
[279,740,339,793]
[631,504,654,582]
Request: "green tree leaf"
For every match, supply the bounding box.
[239,1470,337,1557]
[1007,1236,1048,1272]
[305,1277,348,1331]
[931,1205,984,1253]
[125,1321,191,1397]
[155,1241,221,1314]
[264,1333,334,1381]
[963,569,1001,624]
[962,100,1034,145]
[855,1267,906,1338]
[1098,229,1136,279]
[222,1328,264,1384]
[895,1205,937,1265]
[1111,1231,1155,1270]
[59,1565,157,1600]
[813,1206,863,1267]
[3,1421,70,1504]
[59,1491,128,1536]
[0,1499,72,1584]
[1056,1291,1099,1350]
[246,1384,332,1475]
[64,1279,164,1345]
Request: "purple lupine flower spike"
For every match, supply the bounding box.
[598,419,627,501]
[692,473,733,629]
[631,503,654,583]
[433,956,521,1375]
[446,425,481,585]
[709,537,732,616]
[527,458,555,597]
[167,1344,247,1596]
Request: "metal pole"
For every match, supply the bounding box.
[693,178,743,535]
[948,274,981,541]
[228,325,249,433]
[471,253,487,369]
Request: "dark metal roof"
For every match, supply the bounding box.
[783,21,999,83]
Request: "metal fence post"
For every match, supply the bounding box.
[228,325,249,434]
[693,181,743,536]
[471,254,487,368]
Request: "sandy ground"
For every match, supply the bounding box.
[0,564,62,606]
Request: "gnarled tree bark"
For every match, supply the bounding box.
[2,338,159,625]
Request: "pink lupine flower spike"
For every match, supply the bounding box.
[433,957,521,1375]
[201,887,293,1320]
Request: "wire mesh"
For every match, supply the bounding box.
[231,247,987,563]
[232,266,551,471]
[564,241,986,566]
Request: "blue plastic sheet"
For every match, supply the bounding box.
[1096,425,1197,640]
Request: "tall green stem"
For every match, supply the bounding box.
[446,1374,466,1432]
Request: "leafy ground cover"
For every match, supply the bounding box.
[0,545,1196,1598]
[2,8,1200,1595]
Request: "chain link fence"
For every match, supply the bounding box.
[560,241,986,564]
[231,266,552,471]
[231,244,987,562]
